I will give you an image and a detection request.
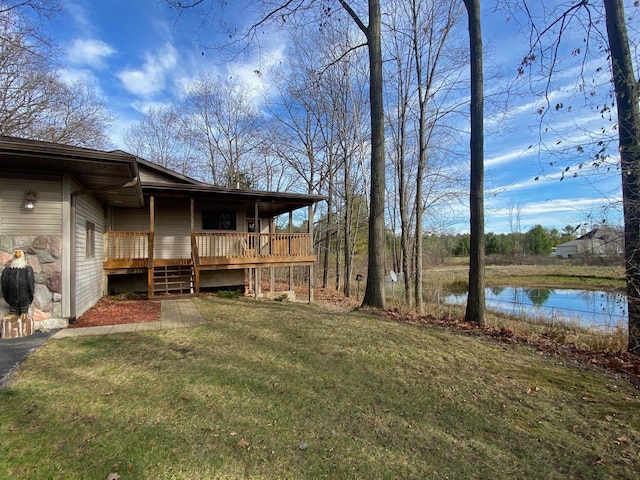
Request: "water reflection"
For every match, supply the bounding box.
[443,287,627,331]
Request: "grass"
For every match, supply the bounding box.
[419,263,626,292]
[1,296,639,479]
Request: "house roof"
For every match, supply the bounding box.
[135,157,206,186]
[142,182,326,218]
[0,136,143,207]
[0,136,326,217]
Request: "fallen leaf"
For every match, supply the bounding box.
[230,431,237,436]
[617,435,629,443]
[236,438,250,448]
[582,396,598,403]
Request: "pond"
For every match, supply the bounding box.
[442,287,627,331]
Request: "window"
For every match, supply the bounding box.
[202,210,237,230]
[86,221,95,258]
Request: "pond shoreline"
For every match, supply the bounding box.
[427,263,627,293]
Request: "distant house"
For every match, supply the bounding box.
[0,136,324,330]
[555,227,623,259]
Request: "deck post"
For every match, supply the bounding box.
[308,204,314,303]
[269,217,275,293]
[254,200,259,298]
[289,210,294,292]
[190,198,200,294]
[147,196,155,298]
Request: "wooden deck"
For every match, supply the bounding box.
[103,231,315,297]
[104,231,314,270]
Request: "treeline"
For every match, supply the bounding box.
[387,225,579,267]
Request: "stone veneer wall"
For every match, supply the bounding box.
[0,235,66,330]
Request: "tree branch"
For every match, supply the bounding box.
[337,0,368,39]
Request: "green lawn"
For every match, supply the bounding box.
[1,296,639,479]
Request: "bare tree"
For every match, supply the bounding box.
[183,73,263,187]
[354,0,387,309]
[166,0,388,308]
[603,0,640,351]
[508,201,524,259]
[28,80,111,149]
[0,3,112,148]
[0,28,58,135]
[124,104,197,176]
[463,0,486,326]
[0,0,61,55]
[384,0,466,310]
[513,0,639,350]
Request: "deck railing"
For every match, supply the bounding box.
[105,231,149,260]
[105,231,311,263]
[195,232,311,258]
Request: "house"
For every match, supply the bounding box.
[555,227,623,259]
[0,136,324,331]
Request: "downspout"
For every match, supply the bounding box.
[68,177,139,324]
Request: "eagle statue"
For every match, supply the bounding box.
[1,249,35,321]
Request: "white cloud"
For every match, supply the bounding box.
[117,43,178,98]
[67,38,116,69]
[57,67,97,86]
[485,146,536,168]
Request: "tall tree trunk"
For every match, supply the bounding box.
[344,165,353,297]
[463,0,485,325]
[322,202,332,289]
[361,0,387,309]
[603,0,640,352]
[395,56,413,308]
[335,223,341,291]
[412,5,426,315]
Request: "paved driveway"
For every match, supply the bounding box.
[0,330,58,387]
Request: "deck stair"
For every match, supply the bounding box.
[153,264,194,295]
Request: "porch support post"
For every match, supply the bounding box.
[308,204,314,303]
[269,217,274,293]
[190,198,200,294]
[254,200,259,298]
[147,196,155,298]
[289,210,293,292]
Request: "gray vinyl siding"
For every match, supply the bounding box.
[155,197,191,259]
[138,164,194,185]
[111,207,150,231]
[110,198,247,260]
[0,174,63,236]
[75,192,106,317]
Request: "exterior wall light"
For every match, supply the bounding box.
[24,190,38,210]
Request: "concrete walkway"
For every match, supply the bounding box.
[53,298,206,339]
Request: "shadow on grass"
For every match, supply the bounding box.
[0,296,638,479]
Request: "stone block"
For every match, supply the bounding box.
[36,248,57,264]
[0,251,13,266]
[32,236,49,250]
[34,284,53,309]
[48,236,62,259]
[0,235,13,253]
[46,274,62,294]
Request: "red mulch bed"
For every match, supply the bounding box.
[71,296,161,328]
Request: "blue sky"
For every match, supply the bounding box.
[46,0,633,234]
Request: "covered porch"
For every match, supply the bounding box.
[103,187,323,301]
